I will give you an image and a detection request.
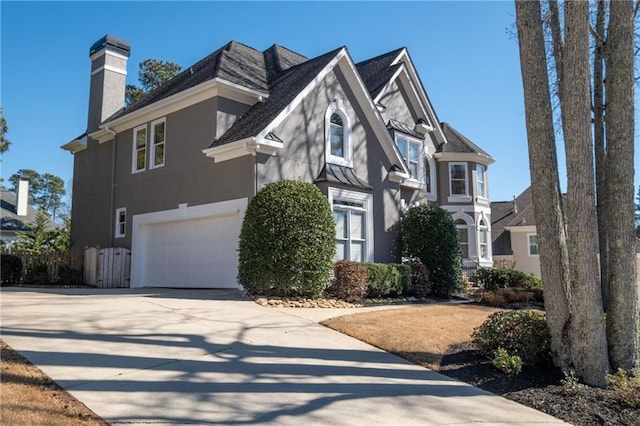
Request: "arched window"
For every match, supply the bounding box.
[478,218,489,260]
[325,101,351,166]
[329,113,344,157]
[455,219,469,258]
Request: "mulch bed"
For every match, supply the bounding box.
[439,342,639,426]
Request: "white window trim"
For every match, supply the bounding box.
[328,187,374,262]
[477,217,491,262]
[448,162,470,202]
[115,207,126,238]
[425,153,437,201]
[150,117,166,169]
[476,164,489,203]
[394,132,424,183]
[132,125,147,173]
[528,233,539,256]
[325,101,352,167]
[451,212,476,260]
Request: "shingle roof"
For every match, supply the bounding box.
[111,41,311,123]
[0,192,60,234]
[439,122,492,157]
[211,47,342,147]
[356,48,404,100]
[490,187,535,256]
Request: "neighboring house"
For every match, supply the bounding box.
[492,186,640,278]
[1,178,59,246]
[62,35,494,289]
[491,187,540,276]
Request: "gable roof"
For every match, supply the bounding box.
[356,48,405,100]
[211,48,341,147]
[490,187,534,255]
[439,122,492,157]
[0,191,60,235]
[109,41,308,123]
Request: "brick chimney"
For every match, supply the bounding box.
[87,35,131,133]
[15,177,29,217]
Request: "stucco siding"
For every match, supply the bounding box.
[257,67,402,263]
[378,79,415,126]
[509,231,541,277]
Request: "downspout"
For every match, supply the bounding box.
[105,125,117,247]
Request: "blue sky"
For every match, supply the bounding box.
[2,1,638,205]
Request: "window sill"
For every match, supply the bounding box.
[327,156,352,168]
[400,178,424,190]
[476,196,490,204]
[447,195,472,203]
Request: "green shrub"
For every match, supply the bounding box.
[476,288,537,306]
[401,205,463,296]
[492,347,523,376]
[328,260,368,303]
[57,265,84,286]
[394,263,412,295]
[24,263,50,284]
[1,254,23,285]
[404,260,430,297]
[476,267,541,291]
[364,263,402,298]
[607,368,640,408]
[472,310,551,366]
[238,180,335,298]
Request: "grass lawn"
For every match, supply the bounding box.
[321,303,501,370]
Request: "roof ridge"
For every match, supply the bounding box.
[356,47,405,67]
[268,46,343,88]
[266,43,308,60]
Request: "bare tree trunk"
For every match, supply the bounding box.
[604,0,639,370]
[515,0,572,371]
[561,0,610,387]
[593,0,608,308]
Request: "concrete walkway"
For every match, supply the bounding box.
[0,288,567,425]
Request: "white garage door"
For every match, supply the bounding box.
[139,213,241,288]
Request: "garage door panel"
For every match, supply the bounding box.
[139,213,240,288]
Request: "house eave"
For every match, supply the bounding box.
[434,152,496,166]
[61,135,88,153]
[203,135,284,163]
[96,78,269,137]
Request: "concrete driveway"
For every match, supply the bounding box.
[0,288,566,425]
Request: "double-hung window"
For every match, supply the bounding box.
[396,136,422,179]
[477,165,487,198]
[330,188,373,263]
[478,218,489,260]
[455,219,469,258]
[151,118,166,168]
[133,125,147,173]
[528,234,539,256]
[449,163,468,196]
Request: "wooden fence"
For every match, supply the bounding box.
[0,249,83,284]
[84,247,131,288]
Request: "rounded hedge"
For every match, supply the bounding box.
[238,180,335,298]
[472,310,551,366]
[401,204,463,296]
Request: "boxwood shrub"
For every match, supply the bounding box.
[404,260,431,297]
[363,263,409,298]
[401,204,463,296]
[476,267,541,291]
[238,180,335,298]
[472,310,551,366]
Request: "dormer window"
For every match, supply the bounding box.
[395,134,423,181]
[325,101,351,166]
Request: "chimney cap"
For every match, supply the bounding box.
[90,34,130,58]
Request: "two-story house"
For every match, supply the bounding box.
[62,35,494,289]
